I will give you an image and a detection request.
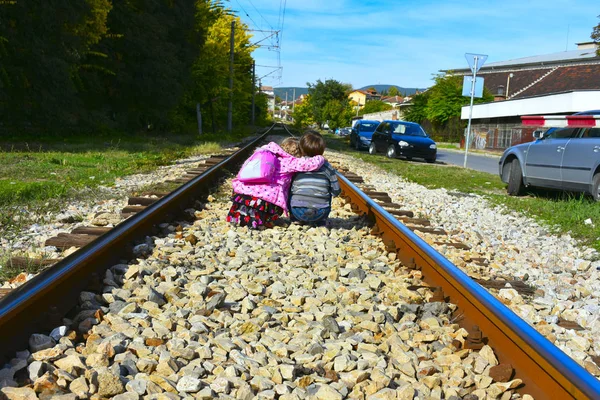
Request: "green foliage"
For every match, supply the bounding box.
[592,15,600,56]
[404,74,494,141]
[426,74,493,125]
[0,0,112,127]
[292,98,315,129]
[403,91,430,124]
[361,100,392,115]
[306,79,352,128]
[0,0,262,135]
[388,86,400,96]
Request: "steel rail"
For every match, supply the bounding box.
[338,173,600,400]
[0,125,277,362]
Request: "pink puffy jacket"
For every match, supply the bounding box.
[232,142,325,212]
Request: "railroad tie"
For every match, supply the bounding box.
[121,205,147,215]
[407,226,447,235]
[186,168,209,174]
[128,197,157,206]
[473,278,536,297]
[166,178,192,184]
[45,233,97,250]
[397,216,430,226]
[434,242,472,250]
[363,191,392,203]
[6,257,59,269]
[70,226,112,236]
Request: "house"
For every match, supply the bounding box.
[260,86,276,114]
[444,42,600,149]
[381,95,405,108]
[348,89,381,106]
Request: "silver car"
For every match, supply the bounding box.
[499,126,600,200]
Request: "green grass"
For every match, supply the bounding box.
[0,129,258,237]
[324,133,600,252]
[0,133,236,206]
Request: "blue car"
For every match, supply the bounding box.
[349,120,380,150]
[369,120,437,163]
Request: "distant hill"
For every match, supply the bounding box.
[274,87,308,101]
[359,84,427,96]
[274,84,426,101]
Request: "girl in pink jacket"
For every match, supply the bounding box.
[226,141,325,228]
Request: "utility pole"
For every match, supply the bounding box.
[251,61,256,127]
[227,21,235,133]
[292,88,296,122]
[285,91,288,121]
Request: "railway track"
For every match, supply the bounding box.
[0,123,599,399]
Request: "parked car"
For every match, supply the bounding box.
[499,111,600,200]
[349,120,380,150]
[368,120,437,163]
[339,127,351,136]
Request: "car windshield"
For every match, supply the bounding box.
[359,123,378,132]
[390,122,427,137]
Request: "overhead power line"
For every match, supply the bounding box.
[246,0,275,31]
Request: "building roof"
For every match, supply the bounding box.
[460,90,600,120]
[381,95,404,103]
[466,64,600,99]
[484,48,598,69]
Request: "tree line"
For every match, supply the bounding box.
[0,0,268,135]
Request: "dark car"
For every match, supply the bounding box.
[368,120,437,163]
[349,120,380,150]
[499,110,600,200]
[339,127,352,136]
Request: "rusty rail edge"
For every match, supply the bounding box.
[338,173,600,400]
[0,126,275,363]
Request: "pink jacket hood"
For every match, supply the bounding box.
[232,142,325,212]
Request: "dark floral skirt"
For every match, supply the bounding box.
[226,193,283,229]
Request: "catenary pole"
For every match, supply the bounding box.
[251,61,256,126]
[463,56,478,168]
[227,21,235,133]
[292,88,295,122]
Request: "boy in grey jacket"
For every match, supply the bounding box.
[289,131,341,226]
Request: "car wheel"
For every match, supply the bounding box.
[507,160,524,196]
[593,173,600,202]
[355,140,362,151]
[368,142,377,155]
[426,157,436,163]
[386,145,397,158]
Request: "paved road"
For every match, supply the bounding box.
[436,149,500,175]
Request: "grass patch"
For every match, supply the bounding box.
[324,133,600,252]
[0,133,231,207]
[0,128,262,236]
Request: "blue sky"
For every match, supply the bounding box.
[232,0,599,89]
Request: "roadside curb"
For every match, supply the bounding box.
[439,147,502,159]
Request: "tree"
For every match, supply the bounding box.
[425,74,493,125]
[0,0,112,128]
[404,73,493,141]
[403,92,430,124]
[592,15,600,56]
[306,79,351,127]
[388,86,400,96]
[292,97,315,129]
[182,10,256,132]
[361,100,392,114]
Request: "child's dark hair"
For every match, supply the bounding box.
[299,131,326,157]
